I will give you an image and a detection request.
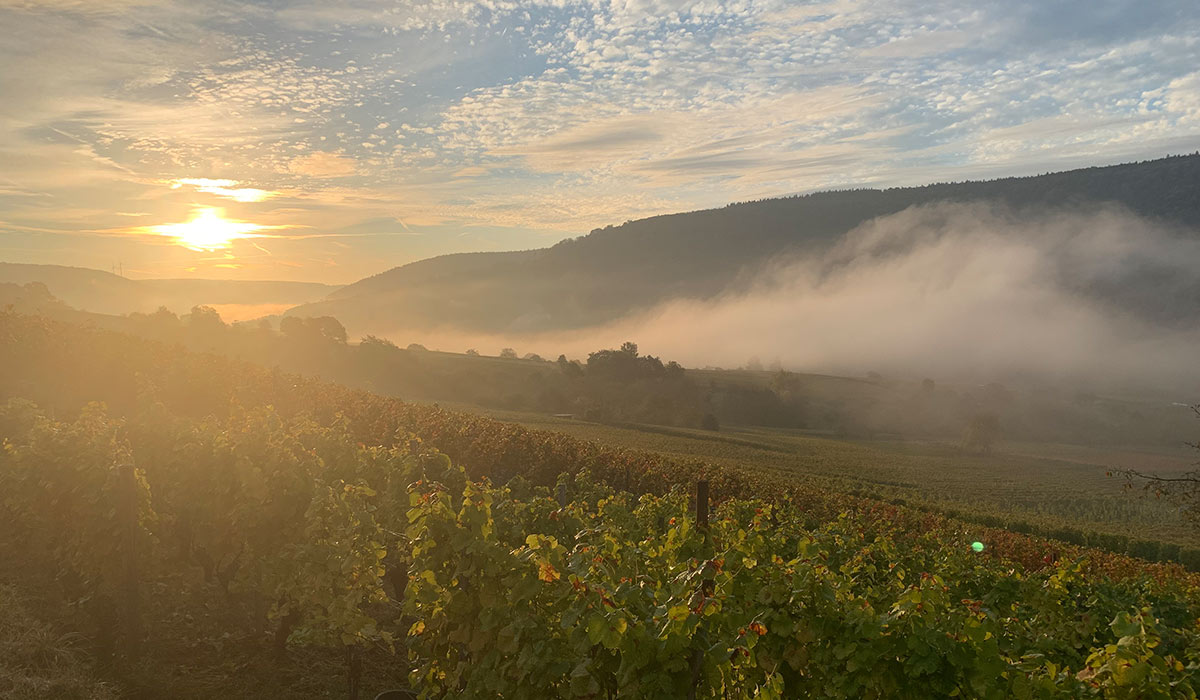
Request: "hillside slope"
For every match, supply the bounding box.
[290,154,1200,334]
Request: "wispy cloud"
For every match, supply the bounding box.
[171,178,276,202]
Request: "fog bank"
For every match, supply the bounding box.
[387,203,1200,394]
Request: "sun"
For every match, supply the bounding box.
[148,208,267,252]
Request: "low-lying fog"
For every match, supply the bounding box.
[385,203,1200,396]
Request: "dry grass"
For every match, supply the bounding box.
[0,584,118,700]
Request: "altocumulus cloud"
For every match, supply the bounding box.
[288,152,359,178]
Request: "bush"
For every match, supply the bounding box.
[1178,548,1200,572]
[1128,539,1162,561]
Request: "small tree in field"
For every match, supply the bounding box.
[961,413,1000,455]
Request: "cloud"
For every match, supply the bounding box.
[288,152,358,178]
[1164,72,1200,121]
[994,0,1197,46]
[492,115,669,172]
[479,86,883,189]
[0,0,166,13]
[171,178,276,202]
[860,29,973,58]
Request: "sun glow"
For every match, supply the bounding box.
[148,208,267,252]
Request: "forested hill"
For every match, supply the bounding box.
[291,153,1200,334]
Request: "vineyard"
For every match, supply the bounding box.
[2,312,1200,698]
[475,407,1200,559]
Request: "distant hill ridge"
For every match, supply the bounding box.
[0,263,339,317]
[292,153,1200,334]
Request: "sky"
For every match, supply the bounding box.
[1,0,1198,284]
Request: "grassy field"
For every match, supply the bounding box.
[448,403,1199,547]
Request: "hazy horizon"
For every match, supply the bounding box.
[4,151,1197,288]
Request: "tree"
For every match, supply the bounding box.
[278,316,303,339]
[769,370,801,394]
[1118,405,1200,530]
[188,305,225,333]
[280,316,347,344]
[499,348,518,359]
[961,413,1000,455]
[360,335,398,352]
[557,355,583,377]
[186,306,226,349]
[129,306,181,340]
[619,341,638,357]
[311,316,348,344]
[465,349,479,356]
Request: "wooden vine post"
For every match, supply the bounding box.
[696,479,709,533]
[688,479,713,700]
[117,451,143,659]
[346,645,362,700]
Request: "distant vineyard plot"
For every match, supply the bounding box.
[472,407,1199,551]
